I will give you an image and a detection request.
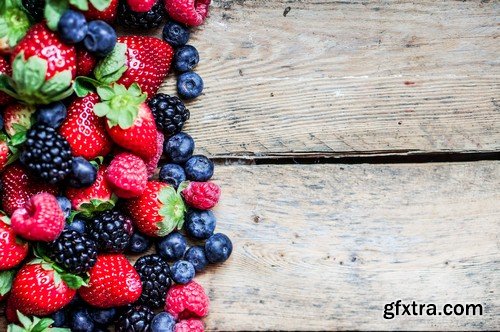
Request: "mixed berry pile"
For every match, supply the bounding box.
[0,0,232,331]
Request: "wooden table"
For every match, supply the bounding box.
[2,0,499,330]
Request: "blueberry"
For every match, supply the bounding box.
[68,157,97,188]
[70,308,95,332]
[164,132,195,164]
[184,155,214,182]
[184,246,208,272]
[66,217,86,234]
[151,312,176,332]
[51,309,68,327]
[170,260,195,284]
[174,45,199,72]
[156,232,187,261]
[84,20,117,57]
[162,21,190,47]
[185,209,216,240]
[205,233,233,263]
[56,196,71,219]
[177,72,204,99]
[88,307,117,326]
[0,113,4,130]
[36,102,67,129]
[159,164,186,188]
[58,10,88,44]
[127,232,152,254]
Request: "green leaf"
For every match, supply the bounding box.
[89,0,111,11]
[93,102,111,117]
[22,56,47,93]
[32,318,54,332]
[118,109,135,128]
[44,0,68,31]
[0,270,16,296]
[60,273,88,290]
[17,311,32,330]
[0,7,30,48]
[113,83,127,95]
[128,83,142,97]
[12,53,26,89]
[7,325,25,332]
[157,186,186,236]
[0,212,11,225]
[94,43,128,84]
[69,0,88,11]
[40,70,72,96]
[0,74,18,98]
[74,76,101,97]
[96,85,115,101]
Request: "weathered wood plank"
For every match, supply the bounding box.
[156,0,500,158]
[1,162,499,330]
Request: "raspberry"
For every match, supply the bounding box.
[164,0,211,27]
[165,281,209,319]
[175,318,205,332]
[182,182,220,210]
[106,153,148,198]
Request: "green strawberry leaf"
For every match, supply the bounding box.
[96,86,115,101]
[22,57,47,93]
[17,311,32,330]
[31,318,55,332]
[77,196,117,218]
[60,273,88,290]
[0,5,30,48]
[74,76,101,97]
[7,324,25,332]
[0,212,11,225]
[94,43,128,84]
[89,0,111,11]
[0,74,19,99]
[69,0,88,11]
[157,186,186,236]
[93,102,110,117]
[40,70,72,96]
[44,0,69,31]
[0,270,16,296]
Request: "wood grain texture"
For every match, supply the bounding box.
[1,162,499,330]
[155,0,499,158]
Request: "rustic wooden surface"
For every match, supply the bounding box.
[2,0,500,331]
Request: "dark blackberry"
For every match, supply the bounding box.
[45,229,98,275]
[134,254,171,308]
[148,94,190,135]
[88,210,133,253]
[115,305,154,332]
[22,0,46,21]
[118,0,165,30]
[20,123,73,184]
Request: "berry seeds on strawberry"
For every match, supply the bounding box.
[0,218,29,271]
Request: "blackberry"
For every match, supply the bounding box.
[88,210,133,253]
[45,230,98,275]
[118,0,165,30]
[22,0,46,21]
[148,94,190,135]
[115,305,154,332]
[20,123,73,184]
[134,255,171,308]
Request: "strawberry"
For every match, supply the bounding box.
[105,152,147,198]
[0,56,13,105]
[182,181,221,210]
[66,166,115,217]
[83,0,119,23]
[145,129,165,177]
[76,47,98,77]
[0,139,10,172]
[127,0,156,12]
[2,103,36,137]
[94,83,158,160]
[6,294,18,322]
[11,192,65,242]
[59,93,113,160]
[0,23,76,105]
[0,164,59,216]
[0,218,29,271]
[92,37,173,98]
[164,0,211,27]
[0,270,16,303]
[78,254,142,308]
[10,260,82,316]
[0,0,30,54]
[126,181,186,237]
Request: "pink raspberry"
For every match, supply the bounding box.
[165,281,209,319]
[182,182,220,210]
[175,318,205,332]
[164,0,211,27]
[106,153,148,198]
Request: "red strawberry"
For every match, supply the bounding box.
[164,0,211,27]
[6,294,18,322]
[94,83,158,160]
[0,139,10,172]
[2,103,36,137]
[145,129,165,177]
[166,281,209,319]
[182,181,221,210]
[127,0,156,12]
[126,181,186,237]
[10,261,79,316]
[11,193,65,242]
[175,319,205,332]
[0,164,59,216]
[0,56,13,105]
[84,0,119,22]
[1,23,76,105]
[106,152,147,198]
[79,254,142,308]
[94,37,173,98]
[76,48,98,76]
[66,166,115,216]
[59,93,113,160]
[0,219,29,271]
